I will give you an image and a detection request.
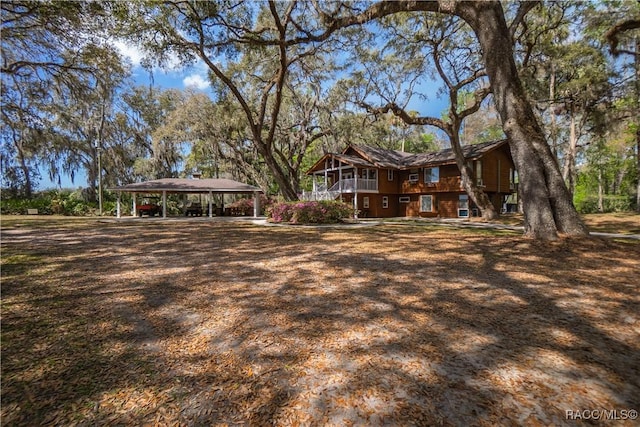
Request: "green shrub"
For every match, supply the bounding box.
[1,193,54,215]
[0,189,98,216]
[103,200,132,217]
[267,200,353,224]
[575,195,634,214]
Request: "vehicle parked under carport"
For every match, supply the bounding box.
[184,202,203,216]
[137,203,162,217]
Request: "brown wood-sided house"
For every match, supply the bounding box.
[304,139,517,218]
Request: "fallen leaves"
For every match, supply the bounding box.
[1,221,639,425]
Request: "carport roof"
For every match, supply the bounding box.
[111,178,262,194]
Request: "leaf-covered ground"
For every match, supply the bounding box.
[2,219,639,426]
[478,212,640,235]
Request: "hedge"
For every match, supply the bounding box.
[267,200,353,224]
[575,195,635,214]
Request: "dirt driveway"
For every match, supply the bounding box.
[2,219,639,425]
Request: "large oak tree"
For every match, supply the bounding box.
[319,0,588,239]
[113,1,339,200]
[1,0,129,197]
[348,13,500,219]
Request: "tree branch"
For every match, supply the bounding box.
[262,0,290,151]
[605,18,640,56]
[508,1,540,42]
[1,60,96,76]
[457,87,492,121]
[359,101,447,130]
[186,9,261,143]
[312,0,440,43]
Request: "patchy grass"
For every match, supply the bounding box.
[582,212,640,235]
[1,219,639,425]
[474,212,640,235]
[1,215,102,230]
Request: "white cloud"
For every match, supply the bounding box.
[111,39,181,72]
[183,74,210,90]
[111,39,212,90]
[112,40,145,68]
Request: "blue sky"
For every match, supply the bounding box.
[40,44,213,189]
[41,42,448,190]
[109,39,204,86]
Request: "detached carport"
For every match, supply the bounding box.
[110,178,263,219]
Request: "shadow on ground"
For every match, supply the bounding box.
[1,221,638,425]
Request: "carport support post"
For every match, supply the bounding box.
[162,190,167,218]
[253,191,261,218]
[208,191,213,218]
[354,166,359,219]
[116,192,121,218]
[132,194,136,217]
[353,192,359,219]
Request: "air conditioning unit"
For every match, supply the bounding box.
[409,173,419,183]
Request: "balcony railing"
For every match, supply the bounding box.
[328,178,378,193]
[300,190,341,201]
[312,181,328,192]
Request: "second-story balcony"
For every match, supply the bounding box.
[326,178,378,193]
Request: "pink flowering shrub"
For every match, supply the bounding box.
[227,195,275,215]
[267,201,353,224]
[268,203,296,223]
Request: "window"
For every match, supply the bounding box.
[408,173,419,183]
[458,194,469,217]
[399,196,410,203]
[420,195,433,212]
[424,167,440,184]
[360,169,375,179]
[388,169,394,181]
[363,197,369,209]
[382,196,389,209]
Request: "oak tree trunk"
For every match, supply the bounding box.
[635,37,640,213]
[562,109,578,198]
[450,132,499,220]
[549,63,559,158]
[459,2,588,239]
[598,168,604,212]
[258,145,299,201]
[637,127,640,213]
[19,164,33,198]
[17,143,33,198]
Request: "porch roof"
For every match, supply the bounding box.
[110,178,262,194]
[306,153,377,174]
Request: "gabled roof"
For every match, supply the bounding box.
[110,178,262,193]
[332,153,377,169]
[402,139,508,168]
[346,144,413,169]
[306,139,509,174]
